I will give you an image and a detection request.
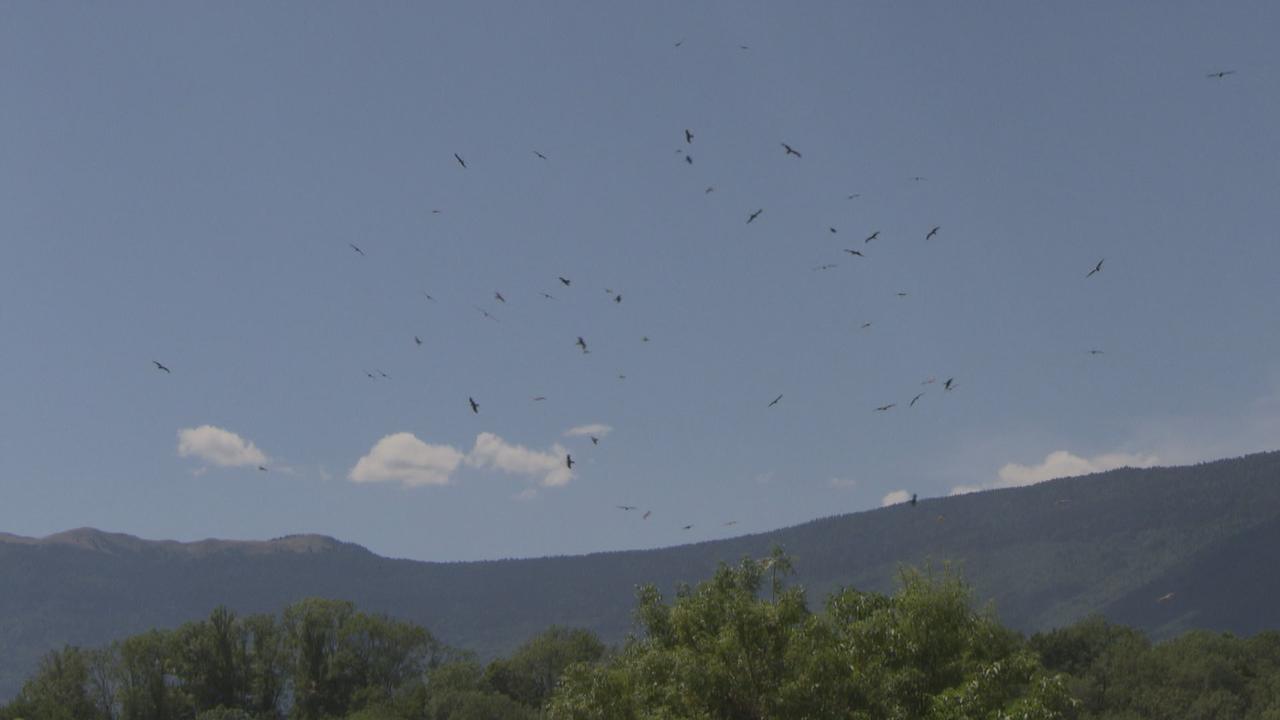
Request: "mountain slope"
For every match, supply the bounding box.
[3,450,1279,699]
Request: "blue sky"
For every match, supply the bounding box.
[2,2,1277,561]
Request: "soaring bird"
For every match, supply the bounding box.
[847,193,861,200]
[768,394,783,407]
[590,436,600,446]
[685,155,693,165]
[910,493,918,506]
[376,369,390,379]
[559,276,571,286]
[152,360,171,374]
[673,39,683,48]
[454,153,467,168]
[614,294,622,303]
[532,396,546,402]
[875,404,896,412]
[420,291,436,301]
[814,264,838,271]
[533,150,548,160]
[860,322,872,329]
[781,142,802,158]
[414,336,423,346]
[617,505,636,511]
[896,292,909,297]
[910,176,928,182]
[926,226,940,240]
[1086,259,1104,277]
[910,392,925,407]
[474,306,498,322]
[705,186,715,193]
[576,336,588,353]
[747,208,763,223]
[1088,349,1105,355]
[540,292,557,300]
[682,524,694,530]
[944,378,955,391]
[685,129,694,144]
[1206,70,1236,78]
[864,231,880,243]
[566,454,575,469]
[642,510,652,519]
[829,227,838,234]
[258,465,268,472]
[349,243,365,256]
[641,336,650,342]
[494,291,506,303]
[844,249,864,257]
[469,397,479,414]
[724,520,738,526]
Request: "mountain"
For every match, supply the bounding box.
[3,450,1280,699]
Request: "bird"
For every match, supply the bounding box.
[685,155,693,165]
[844,249,864,257]
[1206,70,1236,79]
[366,372,377,380]
[1086,259,1104,277]
[724,520,738,526]
[576,336,589,353]
[494,291,506,303]
[910,392,925,407]
[414,336,423,346]
[540,292,556,300]
[1156,592,1176,603]
[614,294,622,303]
[896,292,909,297]
[533,150,548,160]
[847,193,861,200]
[641,336,650,343]
[349,243,365,256]
[420,291,436,302]
[532,396,546,402]
[642,510,652,519]
[864,231,880,243]
[469,397,479,414]
[747,209,763,223]
[617,505,636,511]
[814,264,838,271]
[453,153,466,168]
[474,306,499,322]
[682,524,694,530]
[705,186,715,193]
[566,454,575,469]
[926,226,940,240]
[673,39,683,48]
[910,493,918,506]
[1088,349,1105,355]
[685,129,694,144]
[558,276,571,286]
[944,378,955,391]
[829,227,838,234]
[860,322,873,330]
[590,436,600,446]
[617,374,626,380]
[910,176,928,182]
[152,360,171,374]
[781,142,802,158]
[768,394,783,408]
[875,404,896,412]
[257,465,268,472]
[376,369,390,379]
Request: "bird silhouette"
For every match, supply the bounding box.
[617,505,636,511]
[1088,349,1105,355]
[926,226,940,240]
[614,294,622,303]
[864,231,880,243]
[896,292,909,297]
[474,306,499,322]
[1087,259,1104,277]
[781,142,802,158]
[944,378,955,391]
[152,361,171,374]
[685,129,694,143]
[875,404,896,412]
[844,249,864,257]
[814,264,838,271]
[747,209,763,223]
[494,291,506,303]
[420,291,436,302]
[685,155,693,165]
[590,436,600,445]
[768,394,783,407]
[532,396,546,402]
[847,193,861,200]
[533,150,548,160]
[414,336,423,346]
[454,153,467,168]
[1206,70,1236,78]
[829,227,838,234]
[258,465,268,472]
[559,276,571,286]
[469,397,479,414]
[910,493,918,506]
[724,520,738,526]
[349,243,365,256]
[576,337,589,353]
[643,510,652,519]
[682,524,694,530]
[860,322,873,330]
[705,186,715,193]
[1156,592,1176,602]
[910,392,925,407]
[566,454,575,469]
[910,176,928,182]
[540,292,556,300]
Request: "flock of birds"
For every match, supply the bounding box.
[147,60,1242,540]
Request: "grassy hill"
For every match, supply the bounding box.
[3,449,1279,699]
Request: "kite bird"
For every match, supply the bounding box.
[559,276,571,286]
[1087,259,1104,278]
[414,336,423,346]
[910,392,925,407]
[875,404,896,412]
[453,153,467,168]
[533,150,548,160]
[844,249,864,257]
[944,378,955,391]
[469,397,479,414]
[152,361,171,374]
[747,208,763,224]
[617,505,636,511]
[349,243,365,256]
[590,436,600,446]
[864,231,880,244]
[768,394,783,408]
[566,454,575,470]
[1206,70,1236,79]
[494,291,506,303]
[926,226,940,240]
[781,142,802,158]
[685,129,694,144]
[576,336,589,353]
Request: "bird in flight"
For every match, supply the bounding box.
[705,186,715,194]
[673,39,684,48]
[576,336,589,353]
[747,208,763,223]
[376,369,390,379]
[896,292,909,297]
[414,336,422,346]
[944,378,955,391]
[152,360,171,374]
[366,372,377,380]
[1088,349,1105,355]
[682,524,694,530]
[910,392,925,407]
[926,226,940,240]
[420,291,436,302]
[474,306,499,322]
[860,322,872,330]
[910,176,928,182]
[768,394,783,408]
[349,243,365,256]
[641,336,650,343]
[454,153,467,168]
[642,510,652,519]
[614,294,622,303]
[864,231,880,243]
[258,465,268,472]
[910,493,918,506]
[494,291,506,304]
[617,505,636,511]
[847,193,861,200]
[533,150,548,160]
[685,129,694,144]
[814,264,838,271]
[566,454,575,470]
[590,436,600,446]
[829,227,838,234]
[532,396,546,402]
[875,403,896,412]
[540,292,556,300]
[1206,70,1236,79]
[469,397,479,414]
[781,142,802,158]
[844,249,864,257]
[724,520,738,526]
[1086,259,1104,278]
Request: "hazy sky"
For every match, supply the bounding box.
[2,2,1277,561]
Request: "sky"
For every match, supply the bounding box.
[2,2,1278,562]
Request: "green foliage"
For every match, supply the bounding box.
[485,626,605,708]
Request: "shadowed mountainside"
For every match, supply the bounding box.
[3,450,1279,700]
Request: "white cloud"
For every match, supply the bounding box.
[349,433,464,487]
[178,425,268,468]
[950,449,1161,496]
[881,489,912,506]
[828,477,858,489]
[467,432,573,487]
[564,423,613,438]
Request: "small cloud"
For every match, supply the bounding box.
[178,425,268,468]
[881,489,912,506]
[349,433,464,488]
[467,432,572,487]
[828,477,858,489]
[951,449,1160,496]
[564,423,613,438]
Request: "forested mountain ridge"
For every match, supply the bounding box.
[3,449,1280,701]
